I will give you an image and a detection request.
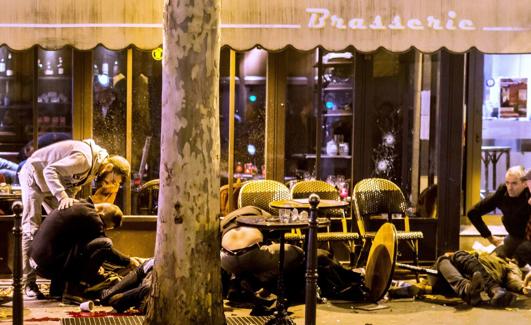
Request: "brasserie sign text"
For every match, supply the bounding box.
[307,8,476,31]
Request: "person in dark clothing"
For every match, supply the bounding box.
[525,169,531,241]
[431,251,526,307]
[29,201,136,303]
[467,166,531,266]
[100,258,154,313]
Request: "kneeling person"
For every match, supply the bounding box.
[29,201,136,303]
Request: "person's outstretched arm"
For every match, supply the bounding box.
[467,188,503,246]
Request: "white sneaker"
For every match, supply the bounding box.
[24,282,44,299]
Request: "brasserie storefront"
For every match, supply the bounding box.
[0,0,530,271]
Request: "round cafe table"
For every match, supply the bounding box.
[269,197,349,325]
[236,212,329,325]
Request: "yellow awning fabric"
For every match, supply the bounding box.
[0,0,164,50]
[0,0,530,53]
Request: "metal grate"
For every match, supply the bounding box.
[226,316,274,325]
[61,315,274,325]
[61,316,145,325]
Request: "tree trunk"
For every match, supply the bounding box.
[144,0,223,324]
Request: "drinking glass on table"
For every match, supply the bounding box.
[326,175,336,187]
[279,209,291,223]
[337,181,349,200]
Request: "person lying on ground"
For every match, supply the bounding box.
[220,205,305,305]
[99,258,154,313]
[29,200,139,304]
[426,250,530,307]
[220,206,368,308]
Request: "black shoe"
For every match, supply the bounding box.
[464,271,484,306]
[61,282,86,305]
[0,296,12,305]
[25,282,45,300]
[49,279,65,299]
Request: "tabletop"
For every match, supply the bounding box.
[269,198,349,210]
[0,193,21,200]
[236,215,329,231]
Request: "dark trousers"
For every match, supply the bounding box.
[102,259,153,312]
[42,237,126,295]
[496,235,531,266]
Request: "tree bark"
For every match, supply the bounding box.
[144,0,223,324]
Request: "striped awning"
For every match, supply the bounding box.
[0,0,530,53]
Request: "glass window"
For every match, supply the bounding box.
[131,48,161,183]
[219,48,267,183]
[92,46,127,211]
[235,49,267,179]
[92,47,127,157]
[36,48,73,139]
[417,53,438,215]
[219,47,231,184]
[481,54,531,195]
[0,46,34,184]
[284,49,317,180]
[131,48,162,215]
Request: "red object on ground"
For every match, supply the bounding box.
[67,310,142,318]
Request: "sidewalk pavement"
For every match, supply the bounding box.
[1,291,530,325]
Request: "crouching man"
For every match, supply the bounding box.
[29,201,138,303]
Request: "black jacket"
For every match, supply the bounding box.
[467,185,531,239]
[30,201,107,274]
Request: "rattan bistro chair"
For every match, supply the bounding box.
[136,179,160,215]
[237,180,291,214]
[352,178,423,280]
[285,180,359,264]
[220,179,246,216]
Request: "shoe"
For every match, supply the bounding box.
[49,279,65,299]
[490,287,517,307]
[25,282,45,300]
[61,282,86,305]
[464,271,484,306]
[0,296,12,305]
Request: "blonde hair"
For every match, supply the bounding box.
[506,165,526,180]
[107,155,131,178]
